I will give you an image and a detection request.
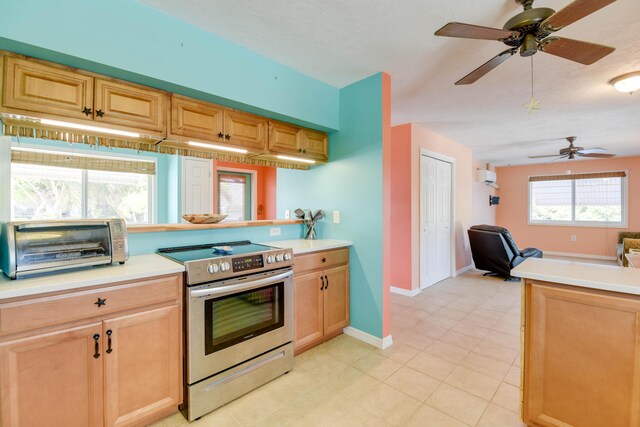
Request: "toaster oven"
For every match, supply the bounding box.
[0,219,128,279]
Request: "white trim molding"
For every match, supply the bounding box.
[343,327,393,349]
[544,251,617,261]
[454,264,474,276]
[390,286,421,297]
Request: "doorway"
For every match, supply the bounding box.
[420,151,455,288]
[182,158,213,218]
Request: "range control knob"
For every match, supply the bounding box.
[284,253,292,261]
[276,253,284,262]
[220,262,231,272]
[267,255,275,264]
[207,264,219,274]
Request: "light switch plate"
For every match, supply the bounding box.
[284,210,290,219]
[270,227,281,236]
[333,210,340,224]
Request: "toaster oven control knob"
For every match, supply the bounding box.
[276,254,284,262]
[208,264,219,274]
[267,255,275,264]
[220,262,231,272]
[284,253,292,261]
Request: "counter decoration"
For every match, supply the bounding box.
[294,208,324,240]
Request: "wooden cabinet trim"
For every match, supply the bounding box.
[293,248,349,274]
[0,274,181,336]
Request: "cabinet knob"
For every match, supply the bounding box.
[303,149,307,154]
[218,132,224,139]
[95,297,107,307]
[82,107,93,116]
[321,257,327,263]
[95,109,105,118]
[225,134,231,140]
[298,148,302,153]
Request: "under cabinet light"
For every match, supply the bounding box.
[40,119,140,138]
[187,141,248,154]
[610,71,640,94]
[276,155,316,164]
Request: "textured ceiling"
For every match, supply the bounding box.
[137,0,640,165]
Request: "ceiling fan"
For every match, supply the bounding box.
[434,0,617,85]
[528,136,616,161]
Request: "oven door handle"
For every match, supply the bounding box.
[190,271,292,299]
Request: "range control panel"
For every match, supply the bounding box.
[232,254,264,272]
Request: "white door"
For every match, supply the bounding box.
[420,155,453,288]
[182,158,213,218]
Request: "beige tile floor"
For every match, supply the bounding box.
[152,270,525,426]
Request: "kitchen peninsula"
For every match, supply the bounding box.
[512,258,640,427]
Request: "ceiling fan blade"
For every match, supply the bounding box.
[578,152,616,158]
[434,22,518,41]
[528,154,566,158]
[455,48,517,85]
[541,0,617,31]
[540,37,615,65]
[577,147,609,154]
[544,155,570,164]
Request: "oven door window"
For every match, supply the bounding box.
[204,282,284,354]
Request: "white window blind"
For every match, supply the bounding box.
[529,171,626,226]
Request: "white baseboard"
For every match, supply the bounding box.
[390,286,421,297]
[343,326,393,349]
[454,264,474,276]
[544,251,617,261]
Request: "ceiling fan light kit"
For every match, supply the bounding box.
[610,71,640,94]
[434,0,617,85]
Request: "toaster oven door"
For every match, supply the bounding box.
[14,222,114,277]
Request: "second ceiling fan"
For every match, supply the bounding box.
[435,0,617,85]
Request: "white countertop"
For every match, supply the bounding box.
[0,254,184,300]
[262,239,352,254]
[512,257,640,295]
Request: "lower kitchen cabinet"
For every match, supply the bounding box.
[104,304,181,427]
[294,248,350,354]
[0,323,104,427]
[0,273,183,427]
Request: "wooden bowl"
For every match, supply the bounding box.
[182,214,227,224]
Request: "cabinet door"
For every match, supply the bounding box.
[2,56,94,120]
[300,128,328,162]
[524,282,640,427]
[294,271,324,351]
[223,109,268,151]
[170,95,224,141]
[94,78,167,133]
[323,265,350,336]
[0,323,104,427]
[103,304,181,427]
[268,120,301,155]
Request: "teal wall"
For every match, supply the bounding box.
[277,74,385,338]
[0,0,339,131]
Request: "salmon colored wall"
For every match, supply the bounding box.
[212,161,277,220]
[381,73,392,338]
[389,123,495,291]
[495,156,640,258]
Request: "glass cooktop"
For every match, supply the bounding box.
[157,241,274,264]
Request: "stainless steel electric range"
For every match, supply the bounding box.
[157,241,295,421]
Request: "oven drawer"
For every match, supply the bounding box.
[0,275,181,336]
[293,248,349,274]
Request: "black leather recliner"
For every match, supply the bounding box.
[468,225,542,280]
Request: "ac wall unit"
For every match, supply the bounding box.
[476,169,496,184]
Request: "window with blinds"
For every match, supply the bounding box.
[217,171,252,221]
[529,171,627,227]
[10,147,155,224]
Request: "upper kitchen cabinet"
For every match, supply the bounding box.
[93,78,166,134]
[268,120,328,162]
[0,52,168,135]
[1,55,94,121]
[169,96,267,152]
[170,94,224,141]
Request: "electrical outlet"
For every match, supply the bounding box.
[270,227,281,236]
[571,235,577,241]
[333,210,340,224]
[284,210,290,219]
